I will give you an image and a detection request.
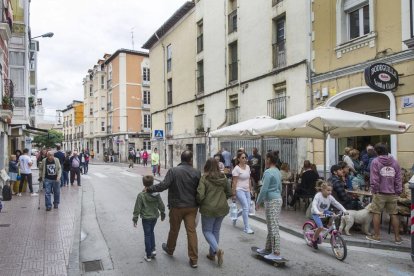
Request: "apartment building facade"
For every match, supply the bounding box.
[104,49,151,162]
[83,55,110,160]
[144,0,311,170]
[0,0,13,169]
[311,0,414,169]
[62,100,84,152]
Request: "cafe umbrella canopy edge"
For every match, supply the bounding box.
[254,106,411,179]
[210,115,282,178]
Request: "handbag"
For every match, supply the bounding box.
[16,170,21,181]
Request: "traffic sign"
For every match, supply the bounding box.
[154,130,164,139]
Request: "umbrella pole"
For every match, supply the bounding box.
[323,131,327,180]
[260,136,264,179]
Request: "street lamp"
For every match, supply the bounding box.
[31,32,54,39]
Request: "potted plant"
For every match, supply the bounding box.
[2,95,11,109]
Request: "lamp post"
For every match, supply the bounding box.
[31,32,54,39]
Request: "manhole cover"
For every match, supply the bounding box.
[82,260,103,273]
[0,224,11,227]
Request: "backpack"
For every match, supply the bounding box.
[2,184,12,201]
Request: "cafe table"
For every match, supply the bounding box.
[282,181,294,209]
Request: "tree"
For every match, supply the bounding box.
[32,130,63,148]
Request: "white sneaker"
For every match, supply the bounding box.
[31,193,38,197]
[17,193,22,197]
[244,228,254,234]
[151,250,156,257]
[257,248,270,254]
[144,256,152,262]
[264,253,282,260]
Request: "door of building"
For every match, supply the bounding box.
[196,144,206,172]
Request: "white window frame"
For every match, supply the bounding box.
[336,0,374,45]
[143,114,151,128]
[402,0,414,49]
[101,121,105,132]
[346,4,369,40]
[143,90,150,105]
[143,67,150,82]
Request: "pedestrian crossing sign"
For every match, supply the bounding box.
[154,130,164,139]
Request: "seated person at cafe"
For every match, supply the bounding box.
[338,161,352,190]
[288,160,319,208]
[329,165,363,210]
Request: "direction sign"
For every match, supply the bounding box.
[154,130,164,139]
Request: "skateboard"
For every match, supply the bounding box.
[251,246,288,267]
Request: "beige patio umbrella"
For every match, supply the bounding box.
[254,106,411,178]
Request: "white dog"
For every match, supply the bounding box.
[339,204,372,236]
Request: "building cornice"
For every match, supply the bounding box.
[312,50,414,84]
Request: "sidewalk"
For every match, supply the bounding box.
[0,170,82,276]
[91,161,411,252]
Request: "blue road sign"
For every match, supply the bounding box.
[154,130,164,139]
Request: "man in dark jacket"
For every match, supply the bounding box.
[330,165,362,210]
[54,145,65,187]
[366,143,402,244]
[146,150,201,268]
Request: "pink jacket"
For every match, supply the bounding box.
[370,155,402,195]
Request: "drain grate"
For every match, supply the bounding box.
[82,260,103,273]
[0,224,11,227]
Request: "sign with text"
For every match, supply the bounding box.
[364,63,399,92]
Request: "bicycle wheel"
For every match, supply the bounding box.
[330,234,347,261]
[303,222,314,244]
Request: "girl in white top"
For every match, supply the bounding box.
[232,151,254,234]
[311,182,347,248]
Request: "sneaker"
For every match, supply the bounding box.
[287,205,295,211]
[365,235,381,243]
[53,204,58,209]
[217,249,224,266]
[46,207,52,211]
[244,228,254,234]
[395,238,403,245]
[162,243,173,256]
[17,193,22,197]
[151,250,157,257]
[256,248,271,255]
[189,260,198,268]
[232,219,237,227]
[206,254,215,261]
[264,253,283,261]
[31,193,38,197]
[312,239,318,249]
[144,256,152,262]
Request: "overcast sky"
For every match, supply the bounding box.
[30,0,187,121]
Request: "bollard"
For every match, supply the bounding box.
[409,175,414,262]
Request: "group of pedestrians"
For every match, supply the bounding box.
[5,145,86,212]
[132,148,287,268]
[127,148,150,167]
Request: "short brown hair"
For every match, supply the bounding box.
[142,175,154,187]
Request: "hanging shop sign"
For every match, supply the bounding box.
[364,63,399,92]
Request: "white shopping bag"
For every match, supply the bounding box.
[249,200,256,216]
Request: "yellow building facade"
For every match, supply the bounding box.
[311,0,414,169]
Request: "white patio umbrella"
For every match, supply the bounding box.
[211,115,281,177]
[255,106,411,178]
[210,115,279,138]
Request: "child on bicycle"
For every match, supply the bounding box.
[311,182,348,249]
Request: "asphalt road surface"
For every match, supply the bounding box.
[78,164,414,276]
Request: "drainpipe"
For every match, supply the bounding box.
[409,175,414,262]
[308,0,315,164]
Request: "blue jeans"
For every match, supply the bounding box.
[201,215,224,255]
[152,165,158,175]
[62,171,69,185]
[236,190,251,231]
[44,179,60,208]
[142,219,157,257]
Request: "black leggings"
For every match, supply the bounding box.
[19,173,33,193]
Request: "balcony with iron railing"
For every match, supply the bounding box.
[165,122,173,138]
[267,97,286,119]
[272,40,286,68]
[107,79,112,90]
[229,62,238,82]
[197,76,204,94]
[272,0,283,6]
[194,114,205,134]
[225,107,239,125]
[197,34,203,53]
[228,10,237,33]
